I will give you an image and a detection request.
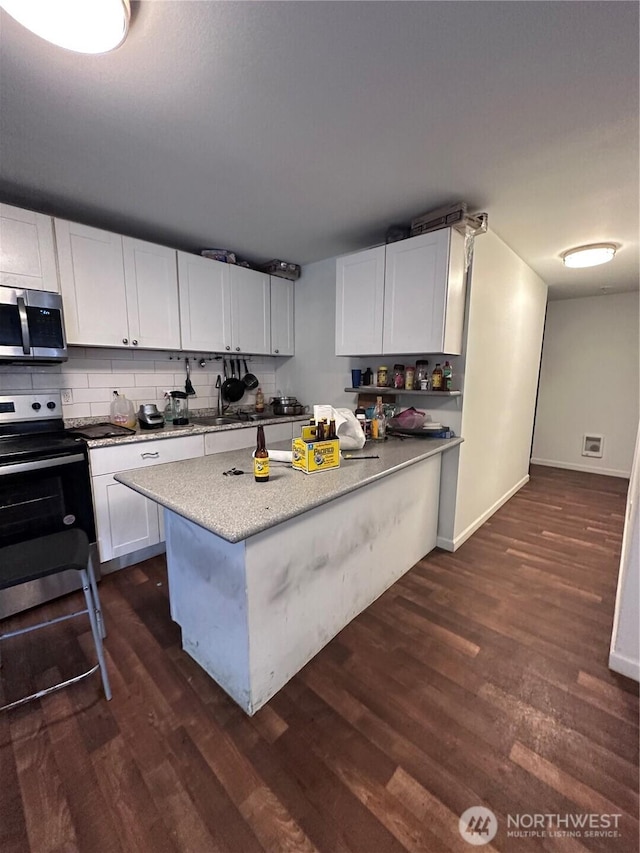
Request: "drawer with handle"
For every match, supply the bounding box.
[89,434,204,476]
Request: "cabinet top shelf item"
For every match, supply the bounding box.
[344,387,461,397]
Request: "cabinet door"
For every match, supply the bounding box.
[0,204,59,292]
[335,246,385,355]
[230,266,271,354]
[55,219,129,346]
[123,237,180,350]
[270,277,294,355]
[178,252,231,352]
[383,229,450,355]
[92,474,160,562]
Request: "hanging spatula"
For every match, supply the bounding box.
[185,357,196,396]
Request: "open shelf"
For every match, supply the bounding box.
[344,387,461,397]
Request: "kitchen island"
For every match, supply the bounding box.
[115,435,462,714]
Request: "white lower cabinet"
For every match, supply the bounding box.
[92,476,160,560]
[89,434,204,562]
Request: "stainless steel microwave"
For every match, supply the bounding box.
[0,286,68,362]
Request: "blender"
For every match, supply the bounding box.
[170,390,189,425]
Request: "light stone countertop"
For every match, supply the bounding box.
[114,436,463,543]
[71,414,309,449]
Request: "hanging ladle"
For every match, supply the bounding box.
[242,358,259,390]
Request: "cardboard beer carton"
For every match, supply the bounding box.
[292,437,340,474]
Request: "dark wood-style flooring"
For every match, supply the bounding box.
[1,465,638,852]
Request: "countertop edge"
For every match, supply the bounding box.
[114,437,463,543]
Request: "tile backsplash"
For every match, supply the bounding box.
[0,347,279,419]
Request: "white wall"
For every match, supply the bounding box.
[532,291,640,477]
[610,426,640,682]
[437,230,548,549]
[275,258,361,409]
[0,347,278,420]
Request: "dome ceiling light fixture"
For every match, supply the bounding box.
[561,243,617,269]
[0,0,130,54]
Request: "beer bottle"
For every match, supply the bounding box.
[254,425,269,483]
[316,420,325,442]
[309,418,317,440]
[328,418,337,439]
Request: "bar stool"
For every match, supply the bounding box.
[0,528,111,711]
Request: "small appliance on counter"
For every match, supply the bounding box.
[138,404,165,430]
[170,390,189,425]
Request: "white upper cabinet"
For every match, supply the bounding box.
[178,253,272,354]
[56,220,179,349]
[335,245,385,356]
[335,228,467,356]
[0,204,59,292]
[229,265,271,355]
[177,251,232,352]
[123,237,180,350]
[270,277,294,356]
[55,219,129,347]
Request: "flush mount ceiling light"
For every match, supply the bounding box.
[0,0,130,54]
[561,243,617,269]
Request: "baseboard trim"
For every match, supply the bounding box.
[609,650,640,683]
[530,458,630,478]
[436,474,530,552]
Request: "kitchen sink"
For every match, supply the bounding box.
[190,416,242,426]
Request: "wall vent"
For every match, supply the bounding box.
[582,434,604,458]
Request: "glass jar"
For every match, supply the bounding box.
[405,365,415,390]
[415,360,430,391]
[377,365,388,387]
[393,364,405,389]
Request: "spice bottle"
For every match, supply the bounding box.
[377,365,388,387]
[405,365,415,391]
[432,363,443,391]
[254,425,269,483]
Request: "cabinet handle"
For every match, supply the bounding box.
[274,348,279,354]
[225,345,231,351]
[235,346,240,352]
[141,452,160,459]
[132,340,138,346]
[122,338,128,344]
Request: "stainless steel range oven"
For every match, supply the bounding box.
[0,390,95,618]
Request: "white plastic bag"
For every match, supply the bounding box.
[313,405,366,450]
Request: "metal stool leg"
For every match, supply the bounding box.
[86,553,106,640]
[80,569,112,701]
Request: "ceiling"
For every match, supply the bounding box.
[0,1,638,301]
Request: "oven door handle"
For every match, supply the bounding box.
[17,296,31,355]
[0,453,86,476]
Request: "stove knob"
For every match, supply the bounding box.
[32,402,41,410]
[47,401,56,410]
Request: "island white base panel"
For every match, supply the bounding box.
[165,454,441,714]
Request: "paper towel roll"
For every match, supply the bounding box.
[252,449,292,462]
